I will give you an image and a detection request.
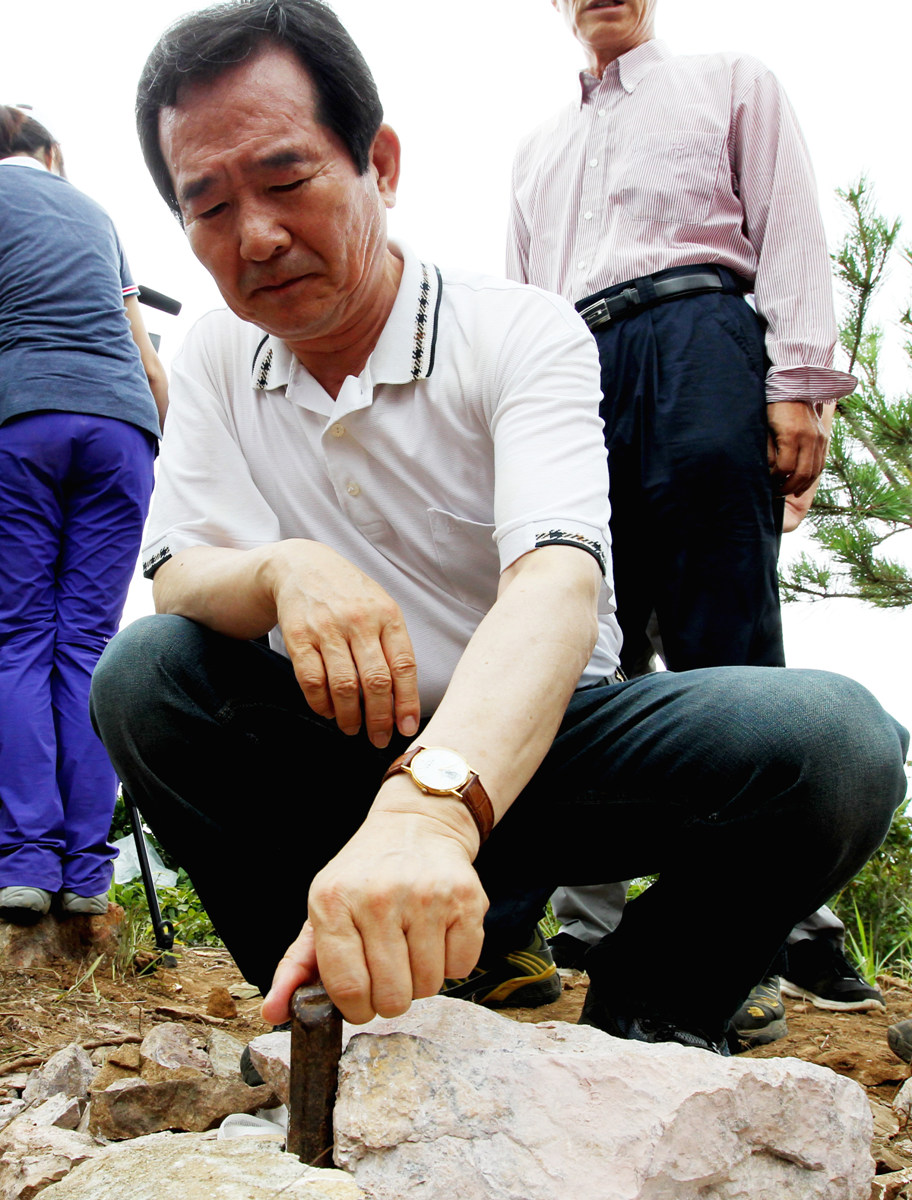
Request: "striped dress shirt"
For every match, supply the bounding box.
[507,40,856,405]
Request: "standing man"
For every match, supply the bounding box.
[90,0,907,1055]
[508,0,855,676]
[508,0,868,1036]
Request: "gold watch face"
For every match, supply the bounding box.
[410,747,471,794]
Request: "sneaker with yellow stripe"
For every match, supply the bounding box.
[730,975,788,1048]
[441,925,562,1008]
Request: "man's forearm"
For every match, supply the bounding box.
[371,545,602,833]
[152,544,279,639]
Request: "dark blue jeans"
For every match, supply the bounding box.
[90,615,908,1031]
[594,278,784,675]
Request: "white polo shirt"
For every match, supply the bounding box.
[143,243,621,711]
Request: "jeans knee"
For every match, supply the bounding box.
[801,671,906,778]
[783,670,908,851]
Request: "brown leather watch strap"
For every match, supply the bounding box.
[382,746,495,844]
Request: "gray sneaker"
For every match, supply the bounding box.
[61,891,110,915]
[0,886,53,924]
[781,940,885,1012]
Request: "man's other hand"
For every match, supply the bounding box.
[261,809,487,1026]
[783,487,816,532]
[271,540,420,748]
[152,539,420,749]
[766,400,829,497]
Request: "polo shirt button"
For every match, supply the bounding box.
[589,158,598,167]
[597,109,606,117]
[347,482,360,497]
[331,423,345,438]
[584,211,593,220]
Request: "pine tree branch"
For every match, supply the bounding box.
[837,407,912,491]
[779,179,911,611]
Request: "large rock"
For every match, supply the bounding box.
[333,997,873,1200]
[89,1075,277,1140]
[0,908,122,969]
[0,1118,99,1200]
[37,1130,365,1199]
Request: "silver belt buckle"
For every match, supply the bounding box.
[579,298,611,330]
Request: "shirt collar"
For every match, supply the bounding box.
[250,240,442,392]
[0,154,50,171]
[578,38,671,103]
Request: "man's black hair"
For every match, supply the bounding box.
[136,0,384,221]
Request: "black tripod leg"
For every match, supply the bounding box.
[123,789,176,962]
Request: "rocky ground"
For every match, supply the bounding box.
[2,934,911,1193]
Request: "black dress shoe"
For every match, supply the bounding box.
[547,931,591,971]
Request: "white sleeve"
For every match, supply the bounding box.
[486,288,611,576]
[141,319,281,577]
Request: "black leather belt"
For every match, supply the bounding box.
[576,267,740,332]
[578,668,627,690]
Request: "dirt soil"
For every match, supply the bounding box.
[2,950,911,1184]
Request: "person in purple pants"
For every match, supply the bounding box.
[0,105,167,924]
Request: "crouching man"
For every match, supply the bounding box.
[91,0,908,1053]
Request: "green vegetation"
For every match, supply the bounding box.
[830,810,912,984]
[109,873,221,950]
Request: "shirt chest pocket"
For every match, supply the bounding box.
[427,508,499,614]
[620,130,725,225]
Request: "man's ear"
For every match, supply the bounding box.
[370,124,401,209]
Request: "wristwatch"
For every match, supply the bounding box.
[381,745,495,844]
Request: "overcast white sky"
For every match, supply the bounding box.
[2,0,910,735]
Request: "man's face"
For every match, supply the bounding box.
[158,46,398,344]
[553,0,657,68]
